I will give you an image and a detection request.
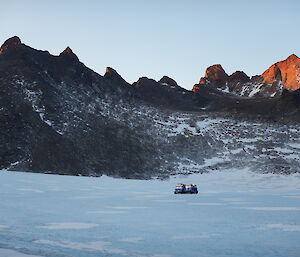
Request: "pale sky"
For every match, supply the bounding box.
[1,0,299,89]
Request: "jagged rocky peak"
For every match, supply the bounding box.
[105,66,118,74]
[261,54,300,91]
[159,76,179,87]
[192,64,229,92]
[198,64,229,88]
[0,36,22,54]
[286,54,298,61]
[104,67,124,79]
[132,77,158,89]
[104,67,128,85]
[193,54,300,97]
[204,64,228,82]
[228,71,250,83]
[59,46,79,61]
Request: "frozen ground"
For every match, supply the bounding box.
[0,170,300,257]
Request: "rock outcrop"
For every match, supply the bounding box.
[104,67,130,87]
[193,64,227,92]
[132,76,200,110]
[159,76,179,88]
[0,36,22,54]
[228,71,250,84]
[200,64,228,87]
[261,54,300,91]
[59,46,79,62]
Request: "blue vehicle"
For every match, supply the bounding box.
[185,184,198,194]
[174,183,186,194]
[174,184,198,194]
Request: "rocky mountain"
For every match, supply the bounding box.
[0,36,165,178]
[0,36,299,178]
[262,54,300,90]
[193,54,300,98]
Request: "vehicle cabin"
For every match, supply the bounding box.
[174,183,198,194]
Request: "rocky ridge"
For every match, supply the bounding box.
[193,54,300,98]
[0,36,300,178]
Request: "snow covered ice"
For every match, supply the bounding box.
[1,170,300,257]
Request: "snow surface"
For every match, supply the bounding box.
[1,170,300,257]
[0,249,42,257]
[248,84,263,97]
[215,81,282,98]
[36,223,99,230]
[259,224,300,232]
[152,113,300,175]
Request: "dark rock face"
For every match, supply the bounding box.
[228,71,250,84]
[104,67,127,84]
[250,75,264,84]
[59,46,79,62]
[103,67,134,96]
[0,36,22,54]
[0,37,167,178]
[133,77,157,89]
[201,64,228,87]
[132,76,202,110]
[159,76,179,88]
